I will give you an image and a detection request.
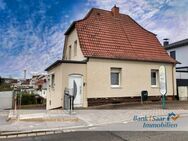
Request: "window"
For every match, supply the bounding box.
[111,68,121,87]
[68,45,71,59]
[151,70,158,86]
[74,40,77,56]
[170,51,176,59]
[51,74,55,89]
[47,75,51,89]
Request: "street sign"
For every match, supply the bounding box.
[159,65,167,109]
[159,66,167,95]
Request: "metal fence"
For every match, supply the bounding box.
[64,88,74,111]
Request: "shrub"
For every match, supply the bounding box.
[17,93,37,105]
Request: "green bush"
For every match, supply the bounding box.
[17,93,37,105]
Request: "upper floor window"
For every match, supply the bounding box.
[74,40,77,56]
[170,51,176,59]
[111,68,121,87]
[151,70,158,87]
[51,74,55,89]
[69,45,72,60]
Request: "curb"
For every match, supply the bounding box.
[0,130,58,139]
[0,119,130,139]
[0,125,88,139]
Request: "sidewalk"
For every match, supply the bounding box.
[0,101,188,136]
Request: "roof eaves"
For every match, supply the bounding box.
[88,56,176,64]
[45,60,63,71]
[165,39,188,49]
[64,21,77,35]
[45,60,88,71]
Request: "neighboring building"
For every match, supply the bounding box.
[30,74,48,98]
[13,79,34,93]
[45,6,177,109]
[164,38,188,100]
[30,75,40,90]
[34,75,48,99]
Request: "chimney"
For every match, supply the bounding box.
[111,5,119,16]
[163,38,169,46]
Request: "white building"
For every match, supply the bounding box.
[165,39,188,100]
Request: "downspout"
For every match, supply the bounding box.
[84,57,89,107]
[172,64,176,100]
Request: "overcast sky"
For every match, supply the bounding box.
[0,0,188,78]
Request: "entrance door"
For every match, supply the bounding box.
[68,75,83,107]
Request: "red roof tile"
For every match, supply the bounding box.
[68,7,176,63]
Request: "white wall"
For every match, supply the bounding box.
[167,45,188,67]
[0,91,13,109]
[167,45,188,80]
[176,72,188,79]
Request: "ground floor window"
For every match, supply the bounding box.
[151,70,158,87]
[111,68,121,87]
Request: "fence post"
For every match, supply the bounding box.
[13,90,17,114]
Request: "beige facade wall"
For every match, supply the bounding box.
[86,58,176,98]
[64,28,86,61]
[47,58,176,109]
[47,64,63,110]
[47,63,87,109]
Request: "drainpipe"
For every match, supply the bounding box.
[172,65,176,100]
[84,58,89,107]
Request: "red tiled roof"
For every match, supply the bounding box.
[67,8,176,64]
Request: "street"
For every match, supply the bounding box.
[1,131,188,141]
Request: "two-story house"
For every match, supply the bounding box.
[164,39,188,100]
[45,6,177,110]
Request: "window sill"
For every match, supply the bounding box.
[151,85,159,88]
[111,86,122,89]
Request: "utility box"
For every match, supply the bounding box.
[178,86,188,101]
[141,90,148,102]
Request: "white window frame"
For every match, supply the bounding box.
[111,68,121,88]
[151,70,159,87]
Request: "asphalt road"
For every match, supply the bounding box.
[1,131,188,141]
